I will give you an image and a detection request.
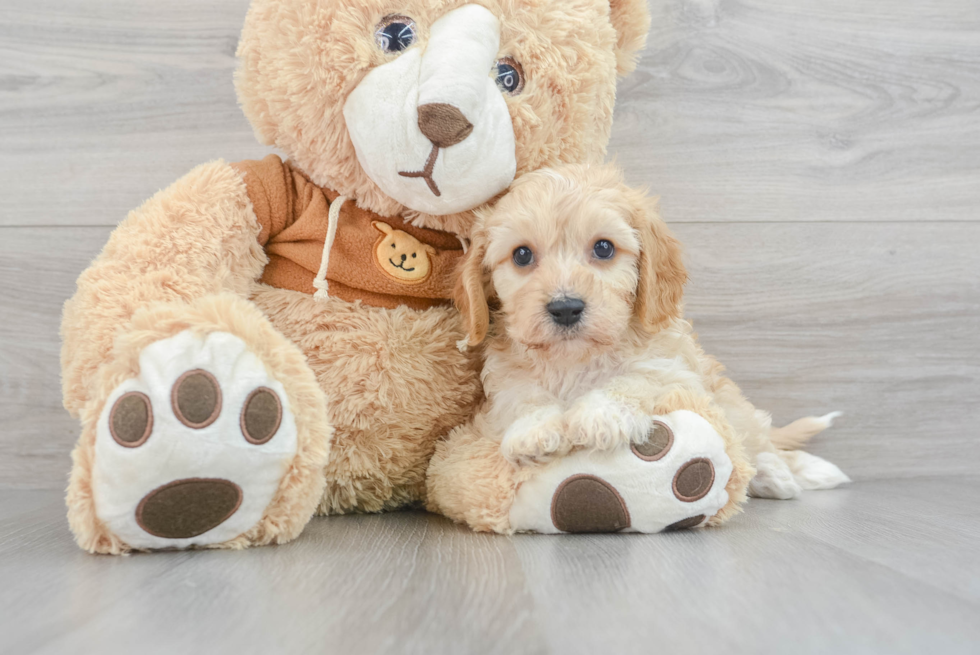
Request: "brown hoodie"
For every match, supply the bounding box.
[232,155,463,310]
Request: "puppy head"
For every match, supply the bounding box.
[457,164,687,354]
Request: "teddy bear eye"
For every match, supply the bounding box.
[593,240,615,260]
[375,15,417,53]
[493,57,525,95]
[513,246,534,267]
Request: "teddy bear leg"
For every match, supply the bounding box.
[425,420,526,534]
[471,390,754,534]
[67,294,332,554]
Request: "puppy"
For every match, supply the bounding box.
[457,164,849,500]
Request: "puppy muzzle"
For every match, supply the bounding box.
[547,297,586,327]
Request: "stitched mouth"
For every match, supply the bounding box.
[389,259,416,272]
[398,145,441,197]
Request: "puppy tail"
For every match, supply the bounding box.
[769,411,842,451]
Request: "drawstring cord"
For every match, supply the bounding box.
[313,195,348,301]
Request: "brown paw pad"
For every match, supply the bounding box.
[171,369,222,429]
[240,388,283,445]
[665,515,706,531]
[631,420,674,461]
[551,474,631,533]
[673,458,715,502]
[136,478,243,539]
[109,392,153,448]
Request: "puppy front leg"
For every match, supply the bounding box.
[488,387,567,466]
[565,384,653,451]
[500,406,567,466]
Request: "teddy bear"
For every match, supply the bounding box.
[60,0,657,552]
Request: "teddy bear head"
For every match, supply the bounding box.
[236,0,650,232]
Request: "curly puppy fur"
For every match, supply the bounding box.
[430,164,806,528]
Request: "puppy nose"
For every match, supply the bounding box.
[547,298,586,327]
[400,254,407,261]
[417,103,474,148]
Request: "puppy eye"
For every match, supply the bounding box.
[513,246,534,267]
[493,57,525,95]
[593,240,615,260]
[375,15,417,53]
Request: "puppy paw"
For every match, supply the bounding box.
[779,450,850,490]
[500,407,567,466]
[565,391,651,451]
[92,330,299,549]
[749,452,802,499]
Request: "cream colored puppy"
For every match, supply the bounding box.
[457,164,849,499]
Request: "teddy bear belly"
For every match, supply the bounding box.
[252,286,483,513]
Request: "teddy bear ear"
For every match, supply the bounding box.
[372,221,393,235]
[608,0,652,76]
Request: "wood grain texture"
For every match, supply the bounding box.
[612,0,980,224]
[0,0,262,227]
[1,0,978,227]
[0,2,978,488]
[1,481,979,655]
[1,1,978,652]
[2,221,977,489]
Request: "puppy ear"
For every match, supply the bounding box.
[372,221,392,236]
[454,230,490,346]
[608,0,652,76]
[632,195,687,331]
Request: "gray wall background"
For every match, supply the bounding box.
[1,0,978,489]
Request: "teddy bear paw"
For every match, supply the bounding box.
[507,410,733,533]
[92,330,298,550]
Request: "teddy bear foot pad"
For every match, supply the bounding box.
[508,410,733,534]
[92,330,298,550]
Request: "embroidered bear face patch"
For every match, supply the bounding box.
[372,221,436,284]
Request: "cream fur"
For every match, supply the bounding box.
[61,0,653,551]
[428,164,843,531]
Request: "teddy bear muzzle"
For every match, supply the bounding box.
[343,4,517,215]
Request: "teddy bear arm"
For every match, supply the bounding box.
[62,160,269,415]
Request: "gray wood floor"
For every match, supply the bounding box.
[1,480,979,655]
[2,0,978,488]
[1,0,979,653]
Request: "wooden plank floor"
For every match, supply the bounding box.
[2,0,978,488]
[1,0,979,652]
[1,479,978,655]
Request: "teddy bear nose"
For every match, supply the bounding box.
[417,103,474,148]
[547,298,586,327]
[400,253,407,261]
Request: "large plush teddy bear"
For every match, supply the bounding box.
[61,0,655,552]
